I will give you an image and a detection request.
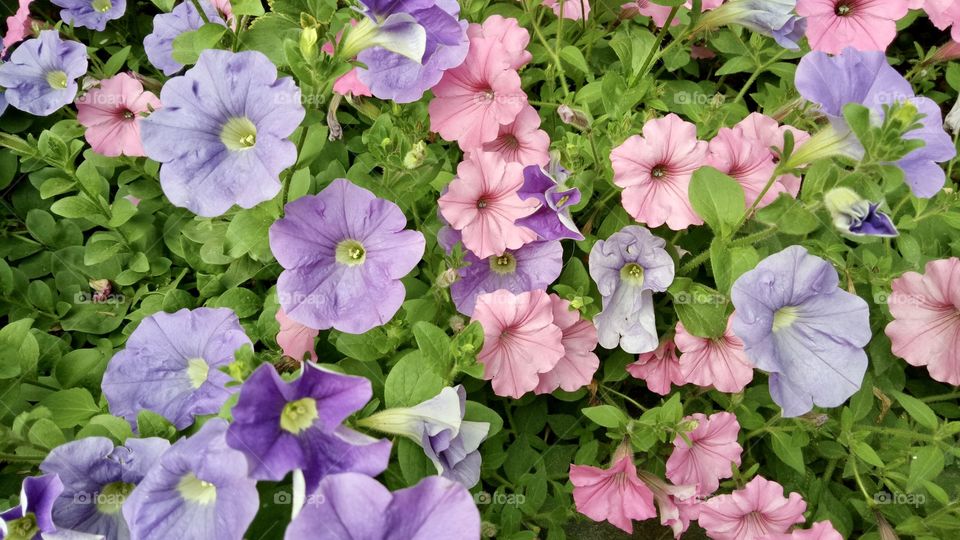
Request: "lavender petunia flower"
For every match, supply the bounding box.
[515,164,584,241]
[270,179,426,334]
[697,0,806,50]
[123,419,258,540]
[285,473,480,540]
[824,187,897,237]
[51,0,125,31]
[771,15,806,50]
[0,92,7,116]
[101,307,252,430]
[1,475,63,540]
[143,0,229,76]
[39,437,170,540]
[589,225,675,354]
[140,49,305,217]
[795,48,957,198]
[731,246,871,417]
[225,362,391,493]
[450,237,563,316]
[359,386,490,487]
[0,31,87,116]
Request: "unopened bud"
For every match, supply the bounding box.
[403,141,427,169]
[557,104,590,130]
[300,27,318,59]
[449,315,466,333]
[436,268,459,288]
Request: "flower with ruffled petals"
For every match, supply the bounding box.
[925,1,960,41]
[627,339,685,395]
[543,0,591,20]
[569,446,657,534]
[797,0,908,53]
[675,317,754,393]
[635,470,697,539]
[51,0,125,31]
[2,0,34,55]
[761,521,844,540]
[734,112,809,196]
[467,15,532,69]
[535,294,600,394]
[143,0,231,76]
[611,114,708,230]
[76,73,160,158]
[275,308,318,362]
[0,31,87,117]
[0,475,63,540]
[476,105,551,167]
[515,164,584,241]
[885,258,960,386]
[320,32,373,98]
[699,476,807,540]
[666,412,742,496]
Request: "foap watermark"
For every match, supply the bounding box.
[873,491,926,507]
[872,290,924,307]
[74,291,126,305]
[473,490,525,507]
[273,490,327,507]
[673,91,725,106]
[73,491,125,506]
[673,290,728,305]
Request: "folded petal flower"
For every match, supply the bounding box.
[51,0,125,31]
[1,475,63,540]
[760,520,844,540]
[626,338,685,395]
[225,363,391,491]
[102,307,252,429]
[143,0,230,76]
[123,419,259,540]
[2,0,35,56]
[925,0,960,41]
[569,451,657,534]
[666,412,742,496]
[535,295,600,394]
[543,0,591,20]
[0,31,87,117]
[271,179,425,334]
[698,476,807,540]
[696,0,807,50]
[797,0,908,54]
[634,471,697,539]
[275,309,319,363]
[675,318,755,393]
[474,105,551,167]
[40,437,170,540]
[731,246,871,417]
[885,258,960,385]
[706,128,781,208]
[284,473,480,540]
[466,15,532,69]
[611,114,708,230]
[824,187,898,237]
[76,73,160,157]
[733,112,810,196]
[472,289,565,398]
[515,164,584,241]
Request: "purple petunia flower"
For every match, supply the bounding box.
[270,179,426,334]
[450,237,563,316]
[140,49,305,217]
[589,225,675,354]
[0,31,88,117]
[143,0,230,76]
[39,437,170,540]
[824,187,897,237]
[101,307,252,430]
[51,0,125,31]
[731,245,871,417]
[1,475,63,540]
[0,92,7,116]
[359,386,489,487]
[123,419,258,540]
[285,473,481,540]
[225,362,391,493]
[515,164,584,242]
[795,48,957,198]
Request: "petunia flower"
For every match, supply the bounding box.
[75,73,161,158]
[823,187,898,237]
[698,476,807,540]
[275,308,318,363]
[472,289,565,398]
[475,105,551,167]
[39,437,170,539]
[706,128,782,208]
[634,470,697,539]
[610,114,708,230]
[143,0,231,76]
[225,362,391,492]
[51,0,125,31]
[760,520,844,539]
[270,179,425,334]
[450,237,562,316]
[666,412,742,496]
[589,225,675,354]
[675,318,755,393]
[284,473,480,540]
[438,151,539,259]
[885,258,960,386]
[932,39,960,62]
[731,245,871,417]
[123,419,259,540]
[543,0,591,20]
[515,163,584,241]
[734,112,810,196]
[0,31,87,117]
[358,386,490,487]
[796,0,909,53]
[101,307,252,430]
[140,49,305,217]
[2,0,35,56]
[0,475,63,540]
[535,294,600,394]
[626,0,724,26]
[466,15,532,70]
[569,444,657,534]
[626,338,686,395]
[695,0,807,50]
[925,0,960,41]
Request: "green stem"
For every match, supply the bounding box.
[921,391,960,403]
[726,167,783,240]
[524,0,570,98]
[601,385,647,411]
[733,49,788,104]
[633,6,681,85]
[849,455,875,506]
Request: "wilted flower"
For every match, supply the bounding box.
[696,0,807,49]
[824,187,898,237]
[51,0,125,31]
[0,31,88,117]
[76,73,160,157]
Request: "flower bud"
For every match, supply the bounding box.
[299,27,318,59]
[824,187,898,237]
[403,140,427,169]
[557,104,590,130]
[436,267,459,288]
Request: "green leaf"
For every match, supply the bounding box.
[581,405,628,429]
[38,388,100,428]
[908,446,944,491]
[102,46,131,76]
[397,437,436,484]
[208,288,261,318]
[230,0,265,16]
[384,352,444,408]
[172,23,228,65]
[668,277,728,338]
[851,441,885,468]
[76,414,134,443]
[770,430,805,474]
[464,401,502,438]
[412,322,453,377]
[28,418,66,449]
[225,204,278,261]
[137,410,177,439]
[689,166,746,237]
[892,391,939,430]
[51,195,102,219]
[755,194,820,235]
[560,46,589,75]
[710,240,759,294]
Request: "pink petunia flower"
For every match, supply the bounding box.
[760,521,844,540]
[733,112,810,197]
[569,445,657,534]
[275,308,318,363]
[623,0,723,26]
[634,470,697,539]
[438,151,539,259]
[626,338,686,395]
[466,15,532,69]
[666,412,743,496]
[933,39,960,62]
[797,0,910,54]
[885,257,960,385]
[3,0,36,55]
[698,476,807,540]
[475,105,551,167]
[543,0,591,20]
[675,318,754,393]
[925,0,960,41]
[472,289,564,398]
[610,113,708,230]
[707,127,782,208]
[75,73,161,158]
[535,294,600,394]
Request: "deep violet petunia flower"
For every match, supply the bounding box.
[589,225,675,354]
[140,49,305,217]
[675,317,755,393]
[39,437,170,540]
[475,105,551,167]
[666,412,742,496]
[824,187,898,237]
[123,419,259,540]
[51,0,125,31]
[76,73,161,158]
[284,473,481,540]
[225,362,391,492]
[450,238,563,316]
[101,307,251,430]
[610,114,708,230]
[731,246,871,417]
[270,179,425,334]
[0,475,63,540]
[569,444,657,534]
[275,308,318,363]
[143,0,231,76]
[795,48,956,197]
[885,257,960,386]
[925,0,960,41]
[515,164,584,241]
[796,0,908,54]
[698,476,807,540]
[535,294,600,394]
[626,338,685,395]
[0,31,87,117]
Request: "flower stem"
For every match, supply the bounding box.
[633,6,681,85]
